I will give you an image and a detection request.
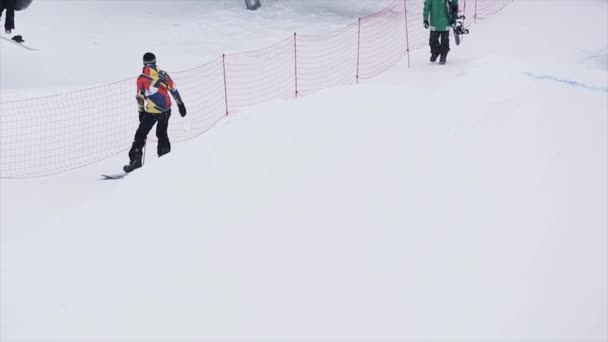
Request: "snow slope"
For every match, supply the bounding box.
[1,0,607,341]
[0,0,392,100]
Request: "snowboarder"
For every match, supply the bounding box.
[0,0,16,34]
[123,52,187,173]
[423,0,459,65]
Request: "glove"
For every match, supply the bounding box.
[449,4,458,24]
[178,103,187,117]
[450,3,459,14]
[138,110,146,122]
[424,20,429,29]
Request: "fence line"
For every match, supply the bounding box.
[0,0,510,179]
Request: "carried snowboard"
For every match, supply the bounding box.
[0,35,39,51]
[451,15,470,46]
[447,0,470,46]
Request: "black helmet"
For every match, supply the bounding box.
[143,52,156,65]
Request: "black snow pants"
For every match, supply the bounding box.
[0,0,16,31]
[128,111,172,164]
[429,30,450,57]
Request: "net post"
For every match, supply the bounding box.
[294,32,299,98]
[356,18,361,84]
[403,0,411,68]
[222,54,229,116]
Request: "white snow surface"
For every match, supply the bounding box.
[0,0,393,100]
[1,0,607,341]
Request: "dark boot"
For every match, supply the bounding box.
[438,31,450,65]
[156,112,171,157]
[430,54,439,62]
[158,146,170,157]
[157,138,171,157]
[124,147,143,173]
[123,159,142,173]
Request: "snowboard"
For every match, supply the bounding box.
[446,0,469,46]
[0,35,38,51]
[451,16,469,46]
[100,172,128,180]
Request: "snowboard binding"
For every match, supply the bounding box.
[11,35,25,43]
[452,17,470,36]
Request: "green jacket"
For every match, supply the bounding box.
[423,0,458,32]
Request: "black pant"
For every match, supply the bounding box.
[128,111,171,163]
[0,0,15,31]
[429,30,450,56]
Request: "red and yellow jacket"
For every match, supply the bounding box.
[136,65,183,114]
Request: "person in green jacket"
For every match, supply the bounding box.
[423,0,459,64]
